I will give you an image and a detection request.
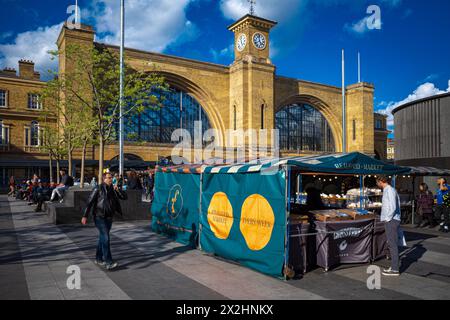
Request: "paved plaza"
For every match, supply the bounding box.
[1,195,449,300]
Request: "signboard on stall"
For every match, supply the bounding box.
[151,171,200,247]
[315,218,374,270]
[200,171,287,277]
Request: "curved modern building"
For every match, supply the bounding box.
[393,92,450,169]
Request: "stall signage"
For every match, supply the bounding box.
[166,184,183,219]
[333,227,364,240]
[334,162,384,171]
[240,194,275,251]
[207,192,234,240]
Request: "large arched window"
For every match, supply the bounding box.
[276,103,335,152]
[120,87,211,144]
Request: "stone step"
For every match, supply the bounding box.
[45,189,152,225]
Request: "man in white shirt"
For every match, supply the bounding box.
[376,175,401,276]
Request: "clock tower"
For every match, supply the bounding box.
[228,14,277,64]
[228,14,277,153]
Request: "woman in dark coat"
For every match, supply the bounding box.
[416,183,435,228]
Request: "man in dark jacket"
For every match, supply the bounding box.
[81,172,127,270]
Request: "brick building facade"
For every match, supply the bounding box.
[0,14,388,187]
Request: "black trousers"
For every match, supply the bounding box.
[435,205,450,225]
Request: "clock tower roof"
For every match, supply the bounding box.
[227,14,277,33]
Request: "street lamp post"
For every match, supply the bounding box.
[119,0,125,176]
[342,49,346,153]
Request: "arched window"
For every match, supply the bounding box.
[110,153,144,161]
[119,87,211,144]
[275,103,335,152]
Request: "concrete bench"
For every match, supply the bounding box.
[46,187,152,225]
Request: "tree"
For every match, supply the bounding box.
[41,63,83,179]
[52,43,168,182]
[39,78,68,184]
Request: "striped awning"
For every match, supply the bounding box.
[406,166,450,176]
[155,164,204,174]
[203,152,411,175]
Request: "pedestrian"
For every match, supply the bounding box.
[376,176,401,276]
[49,169,74,203]
[126,170,142,190]
[90,177,98,188]
[145,173,154,201]
[415,183,435,228]
[81,172,127,270]
[7,175,15,197]
[435,178,449,233]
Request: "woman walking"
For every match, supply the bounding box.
[415,183,435,228]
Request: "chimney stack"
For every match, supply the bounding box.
[0,67,17,78]
[18,59,40,80]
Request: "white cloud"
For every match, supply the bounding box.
[0,23,63,78]
[344,16,372,35]
[0,0,201,78]
[209,43,234,62]
[218,0,308,58]
[344,0,404,36]
[87,0,198,52]
[378,80,450,129]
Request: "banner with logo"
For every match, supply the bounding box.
[151,172,200,247]
[200,171,287,277]
[315,219,374,270]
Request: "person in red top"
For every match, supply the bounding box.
[415,183,435,228]
[7,176,15,197]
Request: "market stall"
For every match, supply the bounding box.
[151,152,409,279]
[201,152,410,277]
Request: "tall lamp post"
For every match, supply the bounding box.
[342,49,346,153]
[119,0,125,176]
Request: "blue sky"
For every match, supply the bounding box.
[1,0,450,136]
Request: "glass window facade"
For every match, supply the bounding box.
[119,88,211,144]
[276,103,335,152]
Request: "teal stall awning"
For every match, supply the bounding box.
[203,152,411,175]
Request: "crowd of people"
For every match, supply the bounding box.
[6,168,156,212]
[7,169,75,212]
[415,178,449,233]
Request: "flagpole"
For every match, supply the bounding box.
[75,0,78,25]
[119,0,125,176]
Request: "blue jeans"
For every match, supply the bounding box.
[95,216,113,264]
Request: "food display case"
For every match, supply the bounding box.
[345,188,383,210]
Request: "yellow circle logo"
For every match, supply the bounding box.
[207,192,233,240]
[240,194,275,251]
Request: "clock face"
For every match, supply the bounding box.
[253,32,266,50]
[236,34,247,52]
